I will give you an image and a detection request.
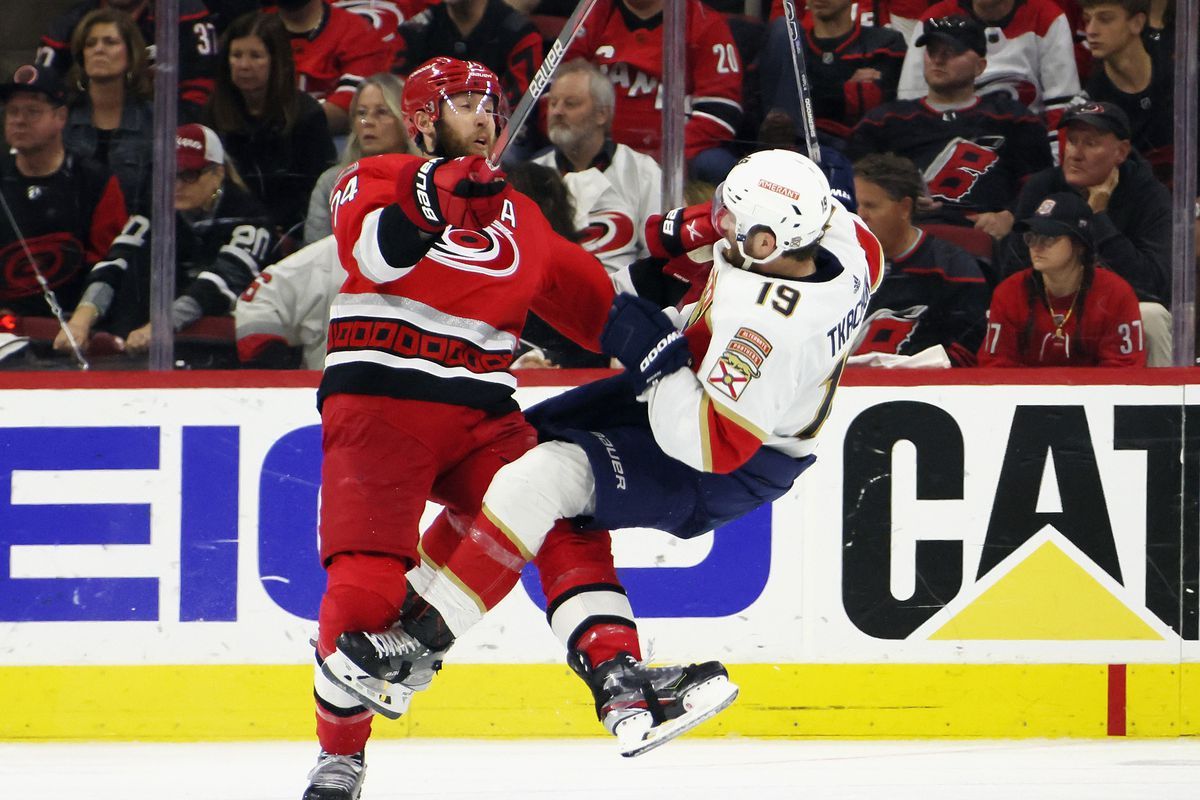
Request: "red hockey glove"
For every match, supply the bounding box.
[403,156,507,233]
[645,200,719,259]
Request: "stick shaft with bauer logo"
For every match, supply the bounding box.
[780,0,822,166]
[488,0,601,169]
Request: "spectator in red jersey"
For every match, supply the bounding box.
[564,0,744,184]
[853,153,991,366]
[63,9,155,215]
[898,0,1080,150]
[847,16,1051,234]
[395,0,544,117]
[36,0,219,121]
[0,65,128,323]
[980,191,1144,366]
[999,101,1172,364]
[204,12,336,240]
[272,0,393,135]
[1080,0,1173,182]
[760,0,907,143]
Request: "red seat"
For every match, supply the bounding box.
[920,223,995,263]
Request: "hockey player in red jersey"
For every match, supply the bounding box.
[327,150,886,758]
[300,56,618,799]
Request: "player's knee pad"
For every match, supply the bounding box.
[483,441,595,557]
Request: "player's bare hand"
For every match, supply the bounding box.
[971,210,1014,239]
[848,68,883,83]
[125,323,153,353]
[1086,168,1119,213]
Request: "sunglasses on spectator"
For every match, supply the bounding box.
[1023,231,1066,249]
[176,166,217,184]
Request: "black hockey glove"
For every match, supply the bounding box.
[599,293,692,393]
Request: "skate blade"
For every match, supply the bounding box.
[320,650,414,720]
[617,675,740,758]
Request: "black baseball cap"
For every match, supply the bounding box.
[915,16,988,57]
[1060,101,1131,140]
[0,64,67,107]
[1020,192,1094,246]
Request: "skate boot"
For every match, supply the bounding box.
[302,750,365,800]
[570,651,739,758]
[322,599,454,719]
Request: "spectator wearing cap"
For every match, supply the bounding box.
[848,16,1052,236]
[63,8,155,215]
[0,64,128,322]
[852,152,992,366]
[1080,0,1174,181]
[757,0,907,142]
[898,0,1080,147]
[999,100,1172,364]
[203,12,337,242]
[980,191,1144,366]
[56,124,275,357]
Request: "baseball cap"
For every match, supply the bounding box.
[176,123,225,171]
[915,16,988,57]
[1060,101,1131,140]
[0,64,67,106]
[1020,192,1093,245]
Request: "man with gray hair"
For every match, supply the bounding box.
[533,59,662,276]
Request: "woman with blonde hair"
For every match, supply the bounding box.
[303,72,414,244]
[63,8,154,213]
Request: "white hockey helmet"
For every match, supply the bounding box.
[711,150,833,267]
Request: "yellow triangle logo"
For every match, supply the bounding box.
[929,540,1162,640]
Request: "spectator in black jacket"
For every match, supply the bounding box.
[853,153,991,366]
[56,124,275,354]
[203,12,336,241]
[999,101,1173,364]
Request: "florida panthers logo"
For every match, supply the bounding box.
[580,210,635,256]
[426,223,521,276]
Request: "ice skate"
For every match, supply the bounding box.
[302,750,364,800]
[321,624,445,719]
[571,651,739,757]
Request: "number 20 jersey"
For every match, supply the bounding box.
[645,204,885,474]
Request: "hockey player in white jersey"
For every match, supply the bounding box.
[327,149,884,758]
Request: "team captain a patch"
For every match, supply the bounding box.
[707,327,771,401]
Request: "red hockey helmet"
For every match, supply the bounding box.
[400,56,508,142]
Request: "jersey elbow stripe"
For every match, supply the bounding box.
[354,208,417,283]
[196,271,240,304]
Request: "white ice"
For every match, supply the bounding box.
[2,738,1198,800]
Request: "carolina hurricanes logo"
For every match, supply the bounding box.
[855,306,928,355]
[0,233,84,300]
[425,222,521,276]
[924,137,1002,202]
[580,211,635,255]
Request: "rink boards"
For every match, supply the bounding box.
[0,368,1197,740]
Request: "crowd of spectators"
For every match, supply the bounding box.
[0,0,1192,370]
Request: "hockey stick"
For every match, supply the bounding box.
[780,0,822,165]
[0,188,89,369]
[488,0,600,168]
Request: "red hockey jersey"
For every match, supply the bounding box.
[320,154,615,411]
[978,266,1144,367]
[289,3,393,113]
[565,0,743,160]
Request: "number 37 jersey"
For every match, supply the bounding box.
[645,204,884,473]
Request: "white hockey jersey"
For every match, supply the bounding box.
[898,0,1080,115]
[532,143,662,274]
[645,204,885,473]
[234,235,345,370]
